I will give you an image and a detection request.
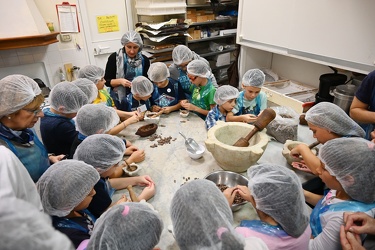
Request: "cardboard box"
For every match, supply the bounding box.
[206,14,215,21]
[196,15,208,22]
[188,28,201,40]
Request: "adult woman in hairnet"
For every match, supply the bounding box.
[230,164,311,250]
[180,59,216,119]
[305,137,375,250]
[0,75,66,182]
[40,81,88,156]
[37,160,100,248]
[104,31,150,111]
[169,45,218,99]
[170,179,268,250]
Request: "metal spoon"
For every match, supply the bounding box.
[179,132,200,153]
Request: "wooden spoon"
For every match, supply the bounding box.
[233,108,277,147]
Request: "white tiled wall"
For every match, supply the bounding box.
[0,42,89,88]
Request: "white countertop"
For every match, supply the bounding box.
[114,112,316,249]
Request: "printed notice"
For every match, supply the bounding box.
[56,4,79,33]
[97,15,119,33]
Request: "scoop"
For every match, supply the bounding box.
[233,108,277,147]
[179,132,201,153]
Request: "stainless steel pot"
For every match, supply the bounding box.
[332,85,358,113]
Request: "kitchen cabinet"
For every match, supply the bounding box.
[186,1,238,85]
[237,0,375,74]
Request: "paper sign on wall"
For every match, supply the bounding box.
[56,3,80,33]
[97,15,119,33]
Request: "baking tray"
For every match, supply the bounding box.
[263,80,316,95]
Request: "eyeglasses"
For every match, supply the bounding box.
[22,107,43,116]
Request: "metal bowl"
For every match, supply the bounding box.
[204,170,249,212]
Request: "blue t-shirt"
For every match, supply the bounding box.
[151,78,186,107]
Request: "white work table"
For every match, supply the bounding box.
[114,112,316,250]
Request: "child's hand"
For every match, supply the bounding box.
[115,194,128,205]
[124,145,138,156]
[181,100,194,111]
[243,114,257,123]
[126,114,140,125]
[135,175,154,186]
[162,106,173,114]
[235,185,252,201]
[223,187,238,206]
[127,149,145,163]
[152,105,162,112]
[139,182,156,201]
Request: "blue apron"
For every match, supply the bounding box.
[240,220,289,237]
[0,130,49,182]
[310,198,375,237]
[52,209,96,233]
[235,91,261,116]
[178,68,192,100]
[153,78,180,107]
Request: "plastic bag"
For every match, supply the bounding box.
[266,106,299,143]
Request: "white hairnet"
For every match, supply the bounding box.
[87,203,163,250]
[172,45,193,65]
[74,134,125,174]
[171,179,245,250]
[187,59,211,78]
[49,81,88,114]
[305,102,365,138]
[148,62,170,82]
[0,197,74,250]
[78,65,104,84]
[131,76,154,96]
[0,74,42,117]
[36,160,99,217]
[214,85,239,105]
[242,69,265,87]
[76,104,119,136]
[72,78,98,104]
[319,137,375,203]
[121,30,143,50]
[247,164,310,237]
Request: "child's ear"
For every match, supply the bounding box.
[341,175,355,187]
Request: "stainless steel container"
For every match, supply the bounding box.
[332,85,358,113]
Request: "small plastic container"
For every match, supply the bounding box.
[179,110,189,118]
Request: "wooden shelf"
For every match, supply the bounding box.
[188,33,235,44]
[0,32,59,50]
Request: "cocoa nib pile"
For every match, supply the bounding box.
[217,184,246,204]
[148,133,177,148]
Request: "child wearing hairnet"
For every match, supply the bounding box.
[78,65,139,121]
[74,134,155,218]
[70,104,144,174]
[290,102,365,173]
[226,164,311,250]
[123,76,156,119]
[36,160,100,248]
[169,45,218,100]
[148,62,186,114]
[78,203,163,250]
[205,85,239,130]
[289,102,365,195]
[304,137,375,250]
[180,59,216,119]
[40,81,89,156]
[170,179,268,250]
[226,69,267,123]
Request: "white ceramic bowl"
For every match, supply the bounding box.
[187,144,205,159]
[122,163,142,176]
[144,111,160,124]
[179,110,189,118]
